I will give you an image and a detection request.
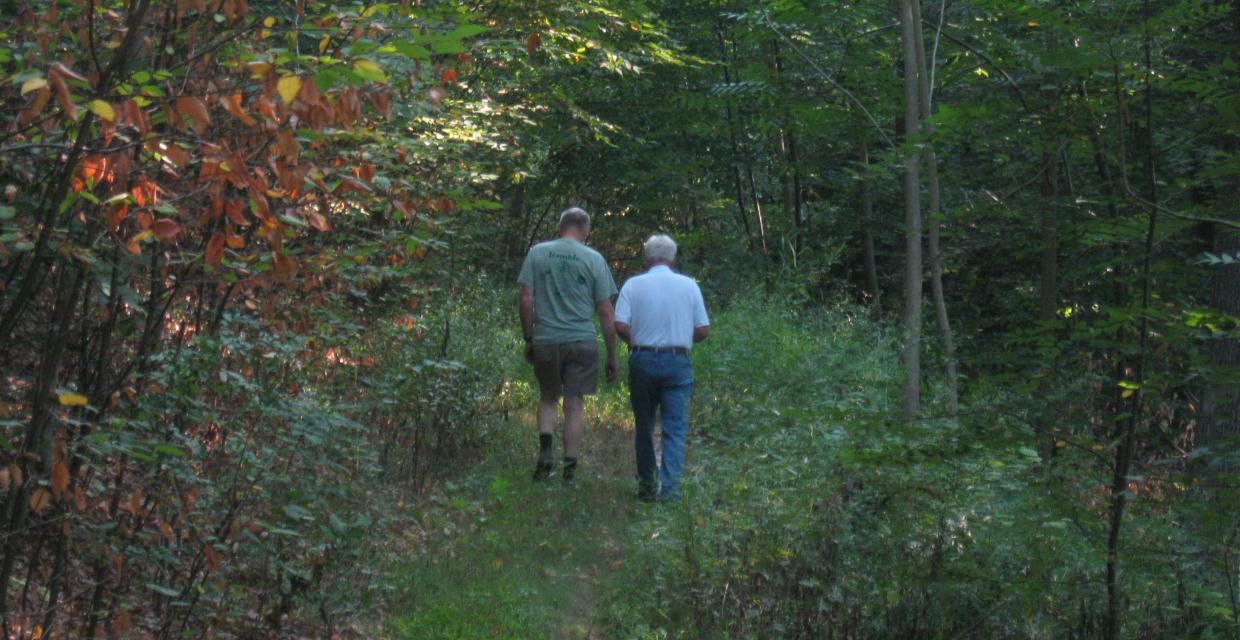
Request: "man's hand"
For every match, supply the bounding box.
[524,342,535,365]
[604,353,619,383]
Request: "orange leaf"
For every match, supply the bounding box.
[49,67,76,120]
[152,219,181,241]
[221,92,257,127]
[206,545,221,572]
[51,460,70,499]
[307,212,331,232]
[112,610,132,635]
[272,252,298,281]
[205,232,226,266]
[226,234,245,249]
[526,32,542,55]
[18,87,51,128]
[225,199,249,226]
[441,68,458,84]
[107,204,129,231]
[127,230,153,255]
[175,96,211,135]
[30,488,51,515]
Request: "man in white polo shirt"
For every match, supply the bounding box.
[614,234,710,502]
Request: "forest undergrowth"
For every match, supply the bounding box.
[367,290,1240,639]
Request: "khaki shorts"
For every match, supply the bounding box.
[533,341,599,398]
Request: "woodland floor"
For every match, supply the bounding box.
[380,411,662,639]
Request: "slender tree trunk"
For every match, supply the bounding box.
[1197,0,1240,459]
[861,144,882,311]
[1038,150,1060,322]
[719,32,757,255]
[771,39,804,254]
[1200,228,1240,452]
[1106,8,1157,636]
[898,0,924,421]
[911,0,958,414]
[748,165,770,257]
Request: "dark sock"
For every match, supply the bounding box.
[539,433,552,454]
[562,457,577,480]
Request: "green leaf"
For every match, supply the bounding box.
[447,23,488,39]
[152,443,186,458]
[393,42,432,60]
[146,583,180,597]
[432,41,468,55]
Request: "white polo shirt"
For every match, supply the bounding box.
[614,265,709,350]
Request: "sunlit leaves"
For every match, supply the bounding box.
[57,392,88,407]
[20,77,47,95]
[86,99,115,121]
[51,461,69,500]
[352,59,387,83]
[277,75,301,104]
[175,96,210,135]
[152,219,181,241]
[205,233,226,267]
[29,488,51,515]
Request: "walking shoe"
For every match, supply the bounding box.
[637,482,657,502]
[532,450,554,481]
[562,457,578,484]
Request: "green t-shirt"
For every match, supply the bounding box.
[518,238,618,344]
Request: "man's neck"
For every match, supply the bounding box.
[559,229,586,242]
[646,261,673,271]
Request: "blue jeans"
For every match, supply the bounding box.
[629,351,694,499]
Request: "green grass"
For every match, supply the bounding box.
[383,384,650,638]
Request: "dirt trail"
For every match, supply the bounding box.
[384,418,644,639]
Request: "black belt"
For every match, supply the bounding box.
[631,345,688,355]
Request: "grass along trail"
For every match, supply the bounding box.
[382,407,653,639]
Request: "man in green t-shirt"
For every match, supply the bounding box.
[518,207,619,483]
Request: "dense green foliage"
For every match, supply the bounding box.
[0,0,1237,637]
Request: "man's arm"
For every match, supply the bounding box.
[615,321,632,346]
[596,298,619,383]
[519,286,536,362]
[693,325,710,343]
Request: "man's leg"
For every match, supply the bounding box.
[533,392,559,480]
[559,341,599,483]
[560,395,584,482]
[657,357,694,500]
[531,343,563,481]
[629,355,659,499]
[562,395,584,459]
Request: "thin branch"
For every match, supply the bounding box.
[762,12,897,150]
[933,27,1028,110]
[1122,183,1240,230]
[929,0,947,106]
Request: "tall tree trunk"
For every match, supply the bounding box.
[771,39,804,254]
[719,32,757,255]
[1038,150,1060,322]
[748,165,770,257]
[1196,0,1240,459]
[1199,226,1240,453]
[861,143,882,311]
[898,0,924,421]
[1106,7,1157,636]
[911,0,958,415]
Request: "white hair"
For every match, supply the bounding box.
[643,234,677,263]
[558,207,591,231]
